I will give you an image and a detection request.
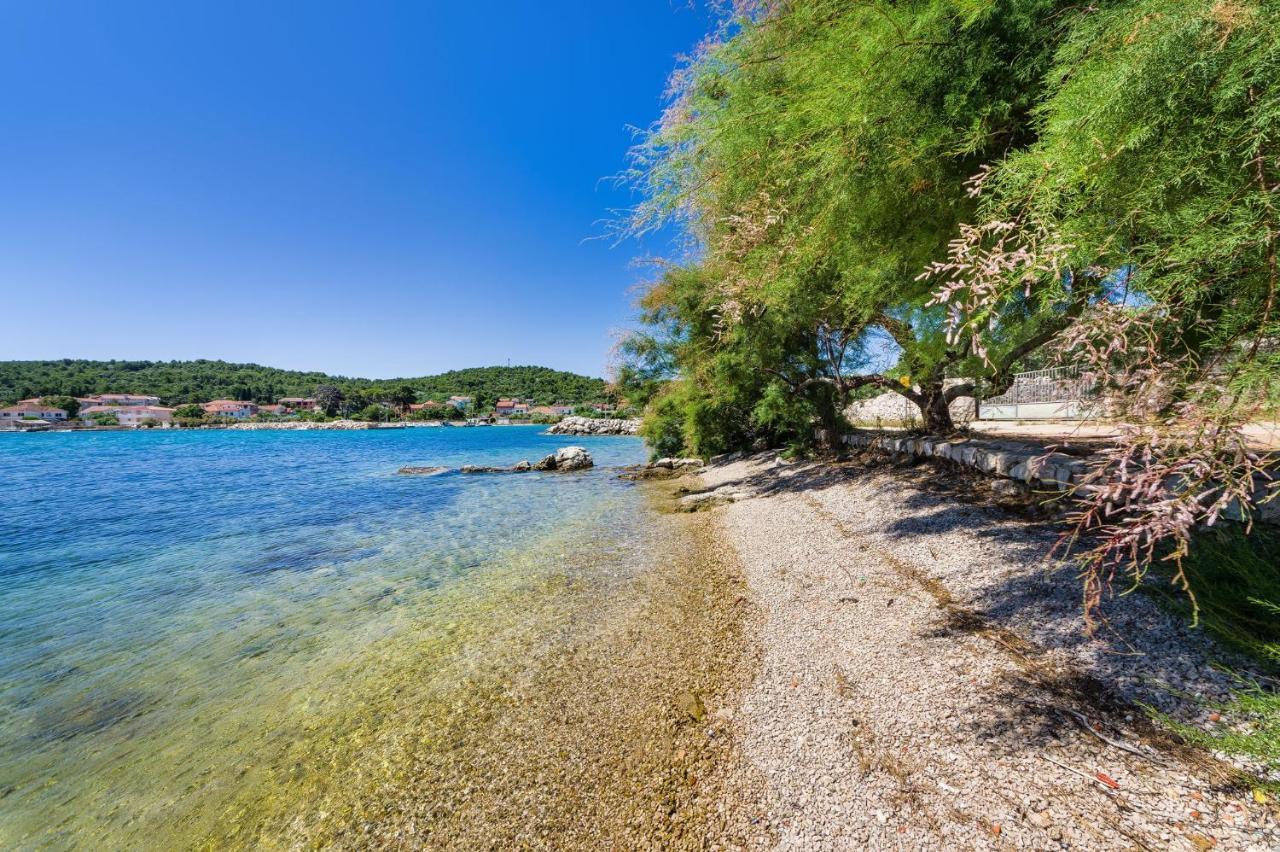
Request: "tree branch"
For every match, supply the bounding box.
[984,276,1096,397]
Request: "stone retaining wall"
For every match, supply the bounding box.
[823,429,1088,491]
[821,428,1279,524]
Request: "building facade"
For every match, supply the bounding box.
[0,404,68,424]
[201,400,259,419]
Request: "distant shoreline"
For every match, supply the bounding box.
[2,417,644,435]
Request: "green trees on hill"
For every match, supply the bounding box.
[411,367,608,406]
[39,396,80,417]
[0,360,609,408]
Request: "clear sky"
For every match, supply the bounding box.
[0,2,712,379]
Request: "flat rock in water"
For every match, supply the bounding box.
[618,458,704,480]
[458,449,592,474]
[398,466,449,476]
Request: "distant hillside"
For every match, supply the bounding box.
[0,360,609,407]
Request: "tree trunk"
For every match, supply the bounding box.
[916,383,955,433]
[814,386,843,453]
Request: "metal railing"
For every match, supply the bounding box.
[983,365,1092,406]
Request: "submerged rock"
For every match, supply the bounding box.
[676,489,738,512]
[673,691,706,722]
[618,458,704,481]
[398,466,449,476]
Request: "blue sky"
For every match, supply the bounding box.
[0,2,713,379]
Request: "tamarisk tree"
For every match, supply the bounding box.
[623,0,1090,438]
[621,0,1278,612]
[925,0,1280,614]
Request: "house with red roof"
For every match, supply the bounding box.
[78,405,175,427]
[1,403,68,426]
[201,400,258,419]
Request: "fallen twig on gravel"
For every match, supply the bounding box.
[1040,754,1119,792]
[1053,705,1166,764]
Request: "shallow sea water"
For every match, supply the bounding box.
[0,425,649,848]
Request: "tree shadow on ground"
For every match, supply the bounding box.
[706,450,1273,734]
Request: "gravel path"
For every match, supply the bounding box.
[699,452,1278,851]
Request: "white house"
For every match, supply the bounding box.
[0,404,68,425]
[79,405,126,424]
[201,400,258,419]
[80,405,175,427]
[117,406,175,427]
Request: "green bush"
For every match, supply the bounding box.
[640,385,690,459]
[1146,526,1280,778]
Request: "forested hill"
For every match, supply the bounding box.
[0,360,608,406]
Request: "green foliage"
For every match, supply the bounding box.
[625,0,1280,765]
[985,0,1280,413]
[354,404,392,422]
[625,0,1083,451]
[173,404,206,420]
[410,366,606,407]
[639,382,695,459]
[751,382,822,455]
[611,331,675,409]
[0,360,608,409]
[40,395,80,417]
[389,384,417,412]
[1173,682,1280,784]
[1146,526,1280,776]
[1148,526,1280,669]
[88,413,118,426]
[314,384,344,417]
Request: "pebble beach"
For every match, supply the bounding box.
[679,451,1278,850]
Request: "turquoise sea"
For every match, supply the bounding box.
[0,426,649,848]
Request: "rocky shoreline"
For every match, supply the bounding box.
[227,419,414,430]
[398,447,594,476]
[544,415,641,436]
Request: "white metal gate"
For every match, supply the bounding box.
[979,366,1094,420]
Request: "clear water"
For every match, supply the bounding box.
[0,426,648,848]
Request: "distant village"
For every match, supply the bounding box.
[0,393,619,430]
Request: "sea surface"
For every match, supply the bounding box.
[0,425,650,848]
